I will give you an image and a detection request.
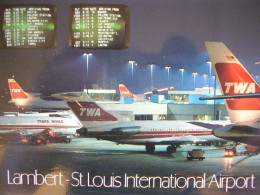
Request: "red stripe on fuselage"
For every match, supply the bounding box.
[0,125,81,130]
[88,130,212,139]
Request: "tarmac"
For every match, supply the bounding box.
[0,137,259,195]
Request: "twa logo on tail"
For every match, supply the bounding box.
[67,101,118,122]
[80,107,101,117]
[215,63,260,111]
[205,41,260,112]
[224,82,255,94]
[8,79,28,99]
[119,84,134,98]
[215,63,260,95]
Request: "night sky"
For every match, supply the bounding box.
[0,0,259,99]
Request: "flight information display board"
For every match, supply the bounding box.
[0,5,56,49]
[69,4,130,49]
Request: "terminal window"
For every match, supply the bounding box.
[0,4,56,49]
[69,4,130,49]
[135,115,153,121]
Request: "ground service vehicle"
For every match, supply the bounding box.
[186,149,205,161]
[27,129,71,145]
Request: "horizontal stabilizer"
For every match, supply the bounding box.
[200,93,260,100]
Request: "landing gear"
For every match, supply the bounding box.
[166,145,176,153]
[145,144,155,153]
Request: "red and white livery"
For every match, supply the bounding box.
[67,101,228,153]
[205,41,260,146]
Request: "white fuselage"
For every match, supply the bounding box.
[0,112,82,135]
[85,120,229,145]
[9,97,69,110]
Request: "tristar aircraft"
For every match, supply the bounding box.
[0,111,82,135]
[8,79,85,110]
[204,41,260,146]
[67,101,228,153]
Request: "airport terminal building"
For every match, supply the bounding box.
[91,87,228,121]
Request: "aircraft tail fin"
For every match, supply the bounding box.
[8,79,28,99]
[67,101,118,122]
[205,41,260,123]
[119,84,134,98]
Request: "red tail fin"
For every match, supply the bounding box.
[215,63,260,110]
[119,84,134,98]
[205,41,260,123]
[67,101,118,122]
[8,79,28,99]
[205,42,260,111]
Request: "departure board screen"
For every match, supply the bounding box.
[0,5,56,49]
[69,4,130,49]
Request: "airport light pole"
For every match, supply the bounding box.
[203,74,208,87]
[165,66,171,85]
[148,63,154,89]
[83,52,92,88]
[207,61,212,94]
[128,60,137,79]
[212,75,216,119]
[192,72,198,90]
[179,68,184,90]
[212,75,216,88]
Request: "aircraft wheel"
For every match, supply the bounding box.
[166,145,176,153]
[145,144,155,153]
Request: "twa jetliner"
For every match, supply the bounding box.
[8,79,70,110]
[119,84,146,102]
[204,41,260,146]
[67,101,227,153]
[0,111,82,136]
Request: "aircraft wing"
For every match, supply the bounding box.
[199,93,260,100]
[77,126,142,139]
[188,121,228,129]
[213,123,260,147]
[51,92,92,101]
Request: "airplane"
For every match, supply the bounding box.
[67,101,229,153]
[8,79,69,110]
[119,84,175,103]
[0,111,83,136]
[119,84,146,102]
[203,41,260,146]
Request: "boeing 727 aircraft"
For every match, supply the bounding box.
[67,101,228,153]
[204,41,260,146]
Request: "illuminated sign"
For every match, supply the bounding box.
[69,4,130,49]
[0,4,56,49]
